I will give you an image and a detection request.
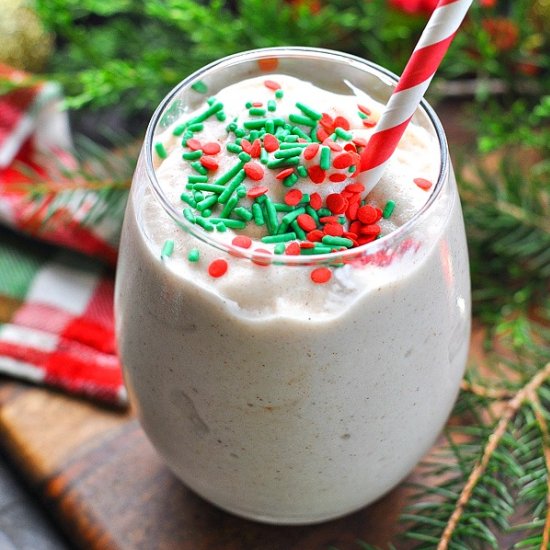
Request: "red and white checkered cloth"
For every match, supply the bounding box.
[0,64,127,406]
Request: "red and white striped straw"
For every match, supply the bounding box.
[359,0,473,194]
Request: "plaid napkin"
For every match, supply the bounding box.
[0,64,127,406]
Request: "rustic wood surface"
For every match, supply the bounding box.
[0,104,474,550]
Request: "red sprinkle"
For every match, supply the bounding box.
[357,235,377,245]
[352,136,369,148]
[357,205,379,225]
[297,214,317,232]
[343,231,358,240]
[252,102,263,107]
[201,142,221,155]
[333,116,350,130]
[232,235,253,248]
[244,162,264,181]
[241,139,252,153]
[247,186,269,199]
[250,139,262,158]
[349,221,362,235]
[323,223,344,237]
[363,120,376,128]
[319,216,340,224]
[264,79,281,90]
[311,267,332,284]
[316,127,330,142]
[325,140,343,152]
[358,104,372,116]
[307,165,326,184]
[332,153,354,169]
[200,156,219,170]
[414,177,433,190]
[252,248,272,266]
[263,133,279,153]
[343,143,357,153]
[326,193,348,214]
[360,224,381,237]
[303,143,320,161]
[309,193,322,210]
[345,183,365,193]
[320,113,334,131]
[307,229,324,242]
[346,201,359,221]
[284,189,303,206]
[285,242,301,255]
[276,168,295,180]
[186,138,202,151]
[208,258,228,278]
[300,241,315,249]
[329,173,347,183]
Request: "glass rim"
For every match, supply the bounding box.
[144,46,450,265]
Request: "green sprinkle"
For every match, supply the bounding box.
[202,209,212,217]
[274,203,294,212]
[243,119,269,130]
[290,220,307,240]
[280,142,307,149]
[318,208,332,217]
[322,235,354,248]
[348,164,356,173]
[188,248,200,262]
[216,222,227,232]
[155,142,167,159]
[300,245,332,255]
[275,89,284,99]
[191,81,208,93]
[266,157,300,169]
[188,175,208,184]
[235,128,246,138]
[207,218,246,229]
[283,173,299,187]
[226,142,242,154]
[217,169,246,203]
[263,197,279,235]
[335,127,353,141]
[289,113,316,127]
[236,185,247,198]
[192,183,226,193]
[190,161,208,175]
[195,217,215,231]
[275,147,304,159]
[267,100,277,112]
[265,119,275,134]
[172,124,187,136]
[255,194,267,204]
[252,203,265,225]
[220,195,239,218]
[183,208,196,223]
[180,193,197,207]
[215,111,226,121]
[274,243,286,254]
[320,146,331,170]
[358,111,368,120]
[226,122,237,133]
[193,191,204,202]
[161,239,174,258]
[249,130,260,141]
[233,206,253,221]
[196,194,218,211]
[339,216,346,224]
[192,102,224,123]
[249,107,266,116]
[206,96,217,105]
[238,152,252,162]
[305,205,320,224]
[383,200,396,219]
[280,207,305,226]
[296,102,322,121]
[187,122,204,132]
[261,232,297,244]
[297,165,308,178]
[300,193,310,204]
[260,148,269,164]
[182,150,202,161]
[291,126,312,141]
[213,162,245,186]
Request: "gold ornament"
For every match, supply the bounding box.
[532,0,550,28]
[0,0,53,71]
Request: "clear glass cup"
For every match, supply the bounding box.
[115,47,471,525]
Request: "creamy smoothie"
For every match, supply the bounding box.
[115,49,471,524]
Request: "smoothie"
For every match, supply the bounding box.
[115,48,471,524]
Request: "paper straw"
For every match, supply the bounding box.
[359,0,473,194]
